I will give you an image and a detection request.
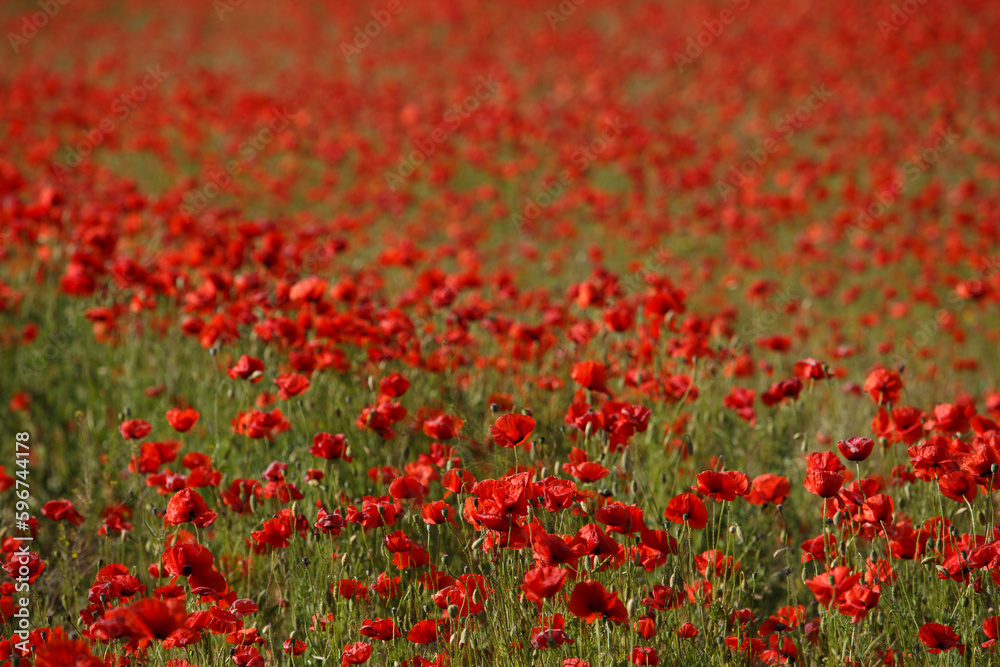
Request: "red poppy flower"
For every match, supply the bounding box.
[341,641,373,666]
[228,355,265,382]
[422,414,463,440]
[567,580,628,624]
[918,622,965,656]
[164,489,217,527]
[389,474,429,501]
[860,494,893,524]
[162,543,214,578]
[283,638,307,655]
[3,549,45,583]
[41,499,85,526]
[571,360,610,394]
[806,451,846,474]
[983,616,1000,648]
[803,470,844,498]
[360,617,403,641]
[746,474,790,506]
[251,517,292,548]
[379,373,410,398]
[441,468,475,496]
[337,579,369,600]
[633,615,656,639]
[663,493,708,529]
[274,373,310,400]
[33,639,104,667]
[490,414,536,448]
[521,566,568,605]
[938,470,978,502]
[406,619,441,644]
[677,622,699,638]
[119,419,152,440]
[310,432,351,461]
[793,358,831,380]
[567,461,610,483]
[693,470,750,502]
[166,408,200,433]
[630,647,658,665]
[837,437,874,462]
[723,387,757,425]
[761,378,803,406]
[837,584,880,623]
[863,368,902,405]
[531,614,575,649]
[804,566,862,607]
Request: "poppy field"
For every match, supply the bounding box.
[3,0,1000,664]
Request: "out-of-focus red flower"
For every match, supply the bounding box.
[793,358,831,380]
[864,368,902,405]
[119,419,152,440]
[41,499,85,526]
[228,355,265,382]
[630,647,658,665]
[166,408,200,433]
[677,622,699,638]
[274,373,310,400]
[571,360,610,394]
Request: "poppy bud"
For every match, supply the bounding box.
[447,604,460,618]
[209,347,218,356]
